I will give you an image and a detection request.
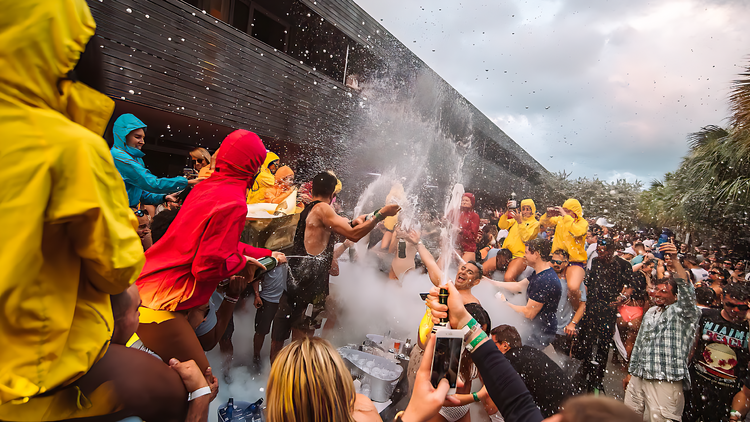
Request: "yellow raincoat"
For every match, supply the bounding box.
[247,151,279,203]
[540,198,589,263]
[497,199,540,258]
[0,0,144,417]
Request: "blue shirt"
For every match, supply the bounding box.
[527,267,562,335]
[260,265,287,303]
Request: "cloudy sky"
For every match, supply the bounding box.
[353,0,750,185]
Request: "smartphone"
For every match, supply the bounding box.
[430,327,464,395]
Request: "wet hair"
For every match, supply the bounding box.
[723,283,750,302]
[559,396,641,422]
[466,260,484,279]
[589,224,603,237]
[552,249,570,261]
[695,285,717,307]
[465,303,491,335]
[490,325,522,349]
[526,238,552,261]
[497,248,513,261]
[266,337,356,422]
[150,208,180,244]
[311,171,338,198]
[654,277,678,296]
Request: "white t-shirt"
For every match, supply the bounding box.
[691,268,709,283]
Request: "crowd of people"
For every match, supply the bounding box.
[5,1,750,422]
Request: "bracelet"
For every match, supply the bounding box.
[224,295,239,304]
[472,392,480,402]
[393,410,405,422]
[463,324,479,343]
[466,330,488,352]
[188,386,211,401]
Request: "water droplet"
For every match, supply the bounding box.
[145,14,149,18]
[128,90,134,94]
[126,8,132,13]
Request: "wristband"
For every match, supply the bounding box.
[730,410,742,420]
[224,296,239,304]
[188,386,211,401]
[466,330,488,352]
[465,317,478,330]
[472,392,480,402]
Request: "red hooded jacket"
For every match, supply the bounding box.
[457,193,480,253]
[136,130,271,311]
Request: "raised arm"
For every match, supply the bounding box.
[321,203,400,242]
[404,229,444,286]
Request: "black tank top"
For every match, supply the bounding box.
[286,200,336,305]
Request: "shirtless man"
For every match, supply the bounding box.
[270,171,399,361]
[403,230,482,306]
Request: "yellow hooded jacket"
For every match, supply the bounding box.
[497,199,540,258]
[247,151,279,204]
[540,198,589,262]
[0,0,144,415]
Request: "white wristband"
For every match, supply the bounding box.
[188,386,211,401]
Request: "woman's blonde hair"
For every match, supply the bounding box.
[189,147,211,164]
[266,337,356,422]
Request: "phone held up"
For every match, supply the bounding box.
[430,326,464,395]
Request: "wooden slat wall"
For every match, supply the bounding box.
[90,0,358,146]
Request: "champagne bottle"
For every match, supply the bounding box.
[438,288,449,326]
[253,256,278,280]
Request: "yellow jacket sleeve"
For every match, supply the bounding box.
[559,215,588,238]
[518,219,541,242]
[497,214,515,230]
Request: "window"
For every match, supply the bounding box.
[251,7,288,52]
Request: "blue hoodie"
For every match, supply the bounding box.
[110,114,188,207]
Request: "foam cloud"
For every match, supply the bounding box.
[355,0,750,183]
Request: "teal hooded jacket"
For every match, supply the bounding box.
[110,114,188,207]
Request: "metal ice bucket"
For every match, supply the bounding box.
[338,348,403,402]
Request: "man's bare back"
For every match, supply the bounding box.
[303,202,335,256]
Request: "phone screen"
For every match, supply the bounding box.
[430,335,463,389]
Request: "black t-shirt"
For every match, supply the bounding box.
[691,308,750,390]
[585,256,634,308]
[505,345,572,417]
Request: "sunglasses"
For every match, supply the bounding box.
[134,209,147,217]
[550,259,567,265]
[725,302,750,311]
[710,271,722,275]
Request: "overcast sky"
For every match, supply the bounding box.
[353,0,750,185]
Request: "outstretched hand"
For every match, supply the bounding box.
[380,204,401,217]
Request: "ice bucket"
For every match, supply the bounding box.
[338,348,403,402]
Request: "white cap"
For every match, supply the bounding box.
[595,217,615,227]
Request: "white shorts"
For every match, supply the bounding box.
[624,376,684,421]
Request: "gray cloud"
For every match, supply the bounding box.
[354,0,750,184]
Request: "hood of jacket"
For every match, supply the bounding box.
[563,198,583,219]
[0,0,114,136]
[112,114,147,158]
[521,198,536,216]
[212,130,267,189]
[462,192,476,208]
[262,151,280,170]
